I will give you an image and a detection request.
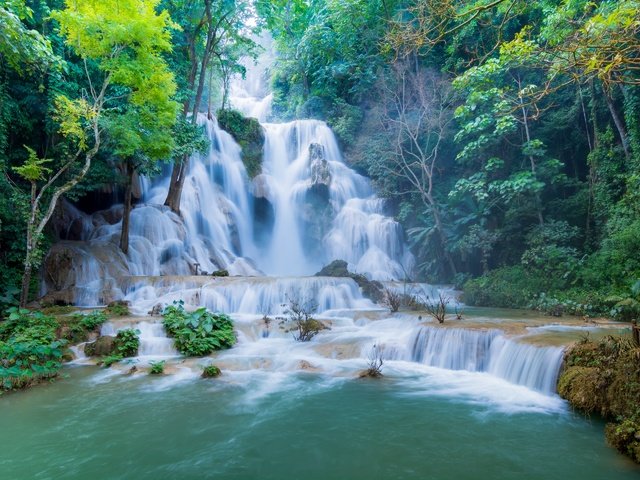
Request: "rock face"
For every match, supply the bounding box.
[216,108,265,178]
[558,339,640,464]
[315,260,385,304]
[309,143,331,192]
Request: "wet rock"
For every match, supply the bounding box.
[217,109,264,178]
[148,304,163,316]
[84,335,116,357]
[309,143,331,189]
[40,289,75,307]
[252,174,273,201]
[315,260,385,304]
[43,245,75,291]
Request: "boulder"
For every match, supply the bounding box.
[84,335,116,357]
[315,260,385,304]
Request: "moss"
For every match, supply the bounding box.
[558,337,640,463]
[217,109,264,178]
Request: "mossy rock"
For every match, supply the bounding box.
[202,365,221,378]
[559,338,640,464]
[217,109,264,178]
[605,418,640,463]
[557,366,605,415]
[84,335,116,357]
[315,260,385,303]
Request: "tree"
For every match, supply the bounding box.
[379,62,458,278]
[12,0,178,306]
[163,0,255,214]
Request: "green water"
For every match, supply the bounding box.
[1,366,638,480]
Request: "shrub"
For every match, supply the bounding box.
[0,308,66,391]
[76,311,108,331]
[115,328,140,357]
[105,301,130,317]
[463,266,538,308]
[362,344,384,378]
[100,328,140,367]
[162,301,236,356]
[149,360,165,375]
[202,365,221,378]
[278,297,327,342]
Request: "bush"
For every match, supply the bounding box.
[149,360,165,375]
[61,310,108,342]
[202,365,221,378]
[99,328,140,368]
[105,301,130,317]
[463,266,537,308]
[278,298,327,342]
[0,308,66,391]
[162,301,236,356]
[115,328,140,357]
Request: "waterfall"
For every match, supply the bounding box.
[390,326,564,394]
[123,276,376,316]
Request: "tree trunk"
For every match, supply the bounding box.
[164,156,188,214]
[604,90,630,160]
[119,160,133,255]
[19,255,33,308]
[521,105,544,226]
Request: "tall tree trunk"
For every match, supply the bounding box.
[119,160,133,255]
[521,106,544,226]
[604,89,630,160]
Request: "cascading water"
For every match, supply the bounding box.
[47,38,567,403]
[388,326,565,394]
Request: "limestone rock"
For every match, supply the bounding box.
[84,335,116,357]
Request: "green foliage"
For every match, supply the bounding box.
[115,328,140,358]
[105,302,130,317]
[0,307,66,391]
[216,109,264,178]
[74,311,107,331]
[149,360,165,375]
[201,365,221,378]
[463,266,538,308]
[100,328,140,367]
[162,301,236,356]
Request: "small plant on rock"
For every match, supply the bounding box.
[162,301,236,356]
[382,288,402,313]
[363,344,384,378]
[149,360,165,375]
[202,365,221,378]
[279,296,327,342]
[425,293,449,324]
[99,328,140,367]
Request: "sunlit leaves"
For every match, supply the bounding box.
[12,147,51,182]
